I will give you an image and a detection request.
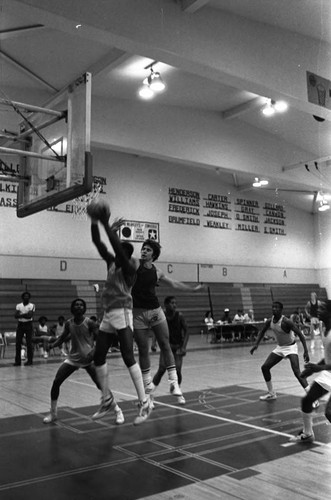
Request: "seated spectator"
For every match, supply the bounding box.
[51,316,69,356]
[204,310,216,343]
[33,316,53,358]
[243,309,259,341]
[219,308,234,342]
[243,309,255,322]
[233,308,245,341]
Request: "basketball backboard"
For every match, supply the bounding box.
[14,72,92,217]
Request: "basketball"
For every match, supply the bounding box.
[86,199,111,221]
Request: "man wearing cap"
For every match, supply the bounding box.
[219,308,234,341]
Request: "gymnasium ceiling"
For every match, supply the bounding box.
[1,0,331,213]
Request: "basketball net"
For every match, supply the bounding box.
[72,183,101,220]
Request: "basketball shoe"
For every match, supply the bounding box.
[169,380,183,397]
[133,398,153,426]
[259,392,277,401]
[289,431,315,443]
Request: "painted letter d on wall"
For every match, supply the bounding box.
[60,260,67,272]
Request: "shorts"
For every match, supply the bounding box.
[315,370,331,392]
[99,308,133,332]
[272,342,298,358]
[133,307,166,330]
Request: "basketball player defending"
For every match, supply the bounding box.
[44,298,123,424]
[250,301,311,401]
[90,213,152,425]
[290,300,331,443]
[132,239,203,399]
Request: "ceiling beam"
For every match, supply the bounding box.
[222,96,266,120]
[87,49,129,78]
[180,0,210,13]
[283,155,331,172]
[0,49,58,92]
[0,24,44,39]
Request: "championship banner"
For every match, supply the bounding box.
[119,220,159,242]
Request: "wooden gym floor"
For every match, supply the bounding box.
[0,338,330,500]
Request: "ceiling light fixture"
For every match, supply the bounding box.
[262,98,288,117]
[138,64,166,100]
[318,192,330,212]
[252,177,269,187]
[318,199,330,211]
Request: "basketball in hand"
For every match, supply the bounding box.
[86,199,111,221]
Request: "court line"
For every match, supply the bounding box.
[70,379,304,440]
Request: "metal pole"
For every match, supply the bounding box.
[0,146,65,162]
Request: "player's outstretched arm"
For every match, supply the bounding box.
[90,220,112,263]
[100,218,136,276]
[158,270,205,292]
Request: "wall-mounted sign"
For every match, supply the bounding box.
[307,71,331,110]
[263,202,286,236]
[119,220,159,242]
[203,193,232,229]
[234,198,260,232]
[168,186,201,226]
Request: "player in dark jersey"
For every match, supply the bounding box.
[152,296,189,404]
[132,239,203,400]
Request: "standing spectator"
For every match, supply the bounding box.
[152,296,189,405]
[305,292,323,350]
[14,291,35,366]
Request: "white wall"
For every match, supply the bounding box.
[0,148,322,285]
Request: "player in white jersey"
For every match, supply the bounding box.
[290,300,331,443]
[250,301,310,401]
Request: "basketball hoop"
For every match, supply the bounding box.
[72,183,101,220]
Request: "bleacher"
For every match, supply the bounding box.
[0,279,328,335]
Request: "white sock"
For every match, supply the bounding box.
[167,366,178,383]
[128,363,146,403]
[142,368,152,387]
